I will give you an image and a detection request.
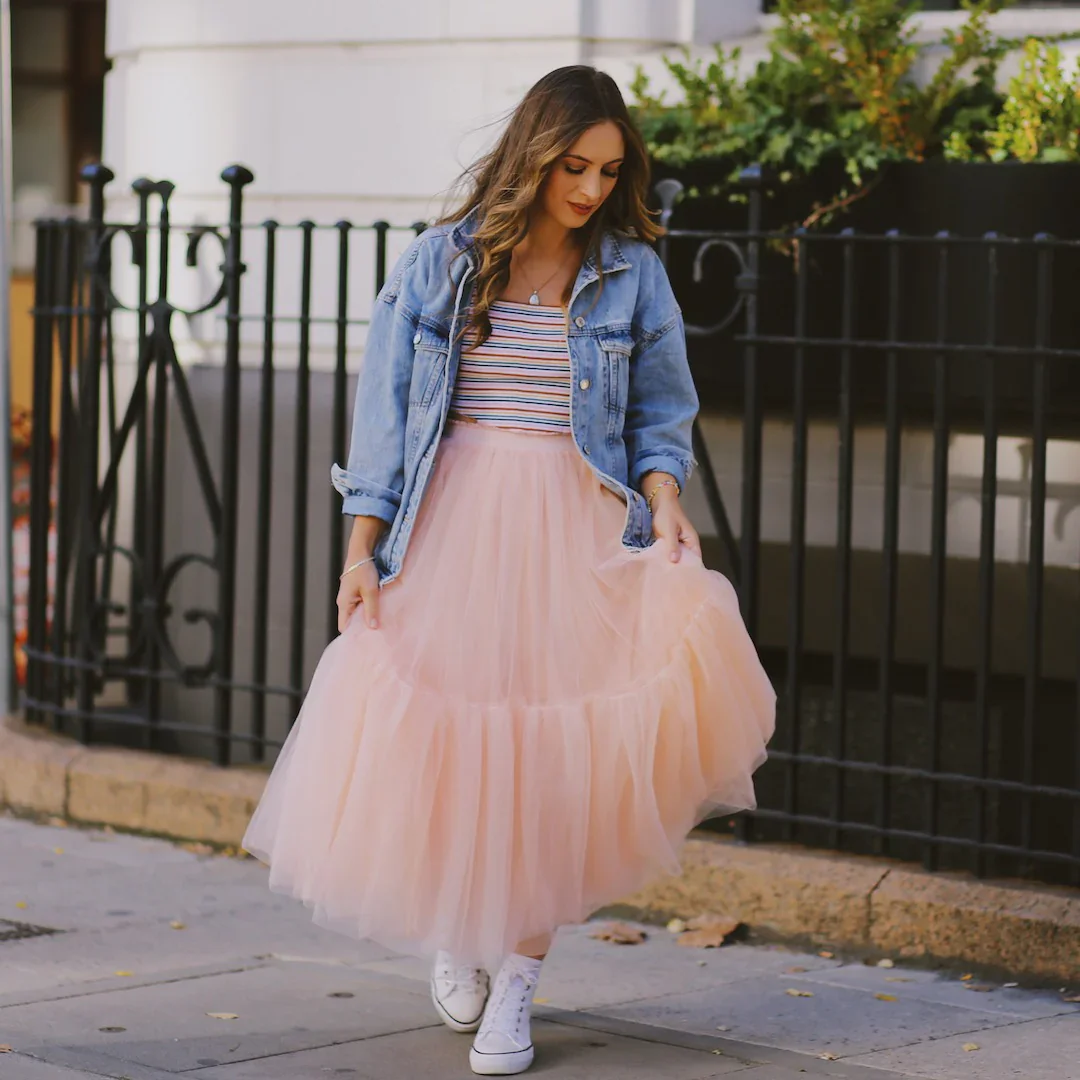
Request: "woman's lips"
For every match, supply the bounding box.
[569,202,595,216]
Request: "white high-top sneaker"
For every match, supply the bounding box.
[430,950,490,1033]
[469,953,542,1075]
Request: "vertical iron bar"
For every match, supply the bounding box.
[973,235,999,878]
[144,181,175,747]
[927,234,950,870]
[46,220,77,716]
[880,233,902,861]
[784,228,810,845]
[373,220,389,296]
[26,221,55,727]
[250,220,277,762]
[1021,237,1051,875]
[73,164,114,741]
[127,179,153,705]
[738,166,765,637]
[832,229,856,851]
[213,165,254,766]
[289,221,315,717]
[328,221,352,643]
[734,165,766,845]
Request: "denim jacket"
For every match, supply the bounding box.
[331,208,700,586]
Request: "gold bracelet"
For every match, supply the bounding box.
[339,555,376,579]
[646,478,681,513]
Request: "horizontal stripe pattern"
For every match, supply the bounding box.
[450,300,572,433]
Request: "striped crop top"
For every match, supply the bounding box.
[449,300,571,433]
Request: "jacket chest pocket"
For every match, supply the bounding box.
[409,324,450,408]
[599,333,633,414]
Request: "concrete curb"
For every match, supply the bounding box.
[4,715,1078,983]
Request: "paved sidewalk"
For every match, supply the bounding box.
[1,812,1077,1080]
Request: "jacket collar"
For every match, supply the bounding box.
[449,206,633,276]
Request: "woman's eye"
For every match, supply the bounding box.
[565,166,585,175]
[603,171,620,181]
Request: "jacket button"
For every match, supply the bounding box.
[413,331,422,344]
[579,378,590,390]
[575,316,585,328]
[582,443,590,455]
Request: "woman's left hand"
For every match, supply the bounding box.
[649,487,701,562]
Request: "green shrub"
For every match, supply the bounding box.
[630,0,1078,226]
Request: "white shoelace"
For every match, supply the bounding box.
[478,964,538,1041]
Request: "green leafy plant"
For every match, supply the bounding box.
[946,38,1080,161]
[630,0,1077,228]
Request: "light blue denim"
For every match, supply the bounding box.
[331,208,700,586]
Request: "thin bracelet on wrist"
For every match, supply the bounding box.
[340,555,376,580]
[645,478,681,513]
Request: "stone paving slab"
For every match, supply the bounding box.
[600,975,1038,1058]
[188,1019,754,1080]
[0,960,436,1073]
[0,1054,103,1080]
[846,1010,1080,1080]
[785,959,1073,1022]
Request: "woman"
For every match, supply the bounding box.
[242,65,776,1076]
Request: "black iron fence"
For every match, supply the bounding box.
[21,163,1080,888]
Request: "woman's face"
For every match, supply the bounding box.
[538,120,624,232]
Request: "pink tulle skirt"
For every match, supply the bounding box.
[241,418,776,970]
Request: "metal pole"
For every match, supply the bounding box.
[0,0,16,713]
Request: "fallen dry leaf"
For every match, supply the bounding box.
[53,847,64,855]
[113,970,134,977]
[716,1025,731,1032]
[960,973,974,981]
[962,1042,980,1052]
[676,914,741,949]
[14,901,27,909]
[818,950,834,959]
[0,1044,12,1052]
[206,1012,239,1020]
[885,977,913,982]
[533,997,550,1005]
[785,988,814,997]
[589,922,646,945]
[665,917,687,934]
[874,993,898,1002]
[697,959,707,967]
[169,921,186,930]
[784,966,809,973]
[876,958,895,968]
[964,983,996,993]
[98,1026,126,1033]
[1061,993,1080,1003]
[819,1051,839,1060]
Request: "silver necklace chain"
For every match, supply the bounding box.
[517,244,576,306]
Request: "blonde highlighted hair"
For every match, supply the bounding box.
[435,65,661,349]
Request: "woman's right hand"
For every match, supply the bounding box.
[337,557,382,633]
[337,514,388,633]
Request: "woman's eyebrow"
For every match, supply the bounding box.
[564,153,625,165]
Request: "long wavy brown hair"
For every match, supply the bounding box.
[434,65,661,350]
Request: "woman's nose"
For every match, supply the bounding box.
[577,173,602,202]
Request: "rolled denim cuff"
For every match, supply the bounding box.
[331,464,400,523]
[631,452,694,494]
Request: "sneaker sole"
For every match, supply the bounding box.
[430,980,486,1034]
[469,1045,535,1075]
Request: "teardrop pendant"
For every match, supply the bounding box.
[528,291,541,306]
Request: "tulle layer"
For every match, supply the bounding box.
[242,419,776,970]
